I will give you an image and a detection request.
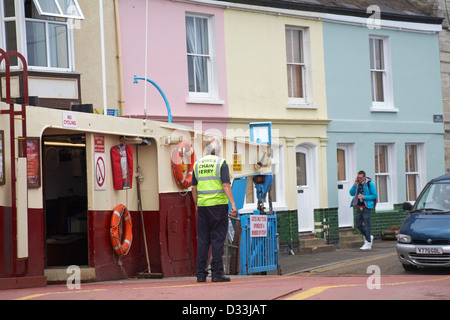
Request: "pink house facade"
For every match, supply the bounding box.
[119,0,229,134]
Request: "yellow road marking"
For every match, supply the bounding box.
[287,284,359,300]
[287,253,450,300]
[14,275,297,300]
[304,253,397,275]
[287,275,450,300]
[18,254,449,301]
[16,289,107,301]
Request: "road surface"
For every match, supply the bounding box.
[2,253,450,301]
[2,241,450,303]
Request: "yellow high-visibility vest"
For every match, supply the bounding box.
[194,155,228,207]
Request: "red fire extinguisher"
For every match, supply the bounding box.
[111,144,133,190]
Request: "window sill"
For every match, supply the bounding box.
[286,103,317,110]
[186,97,225,105]
[374,203,394,212]
[370,106,399,113]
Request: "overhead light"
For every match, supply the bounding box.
[44,141,86,148]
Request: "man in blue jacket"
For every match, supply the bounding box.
[349,170,377,250]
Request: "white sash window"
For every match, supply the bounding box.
[1,0,84,71]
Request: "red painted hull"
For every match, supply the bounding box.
[0,192,197,288]
[0,207,46,289]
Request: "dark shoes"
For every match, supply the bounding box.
[196,275,231,283]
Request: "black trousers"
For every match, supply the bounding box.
[196,204,228,278]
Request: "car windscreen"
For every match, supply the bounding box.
[414,182,450,213]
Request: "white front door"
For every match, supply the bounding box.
[296,144,317,233]
[337,144,355,228]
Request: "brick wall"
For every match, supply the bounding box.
[314,208,339,244]
[276,210,299,253]
[357,204,409,240]
[276,204,409,253]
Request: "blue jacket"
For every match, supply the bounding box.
[349,178,377,209]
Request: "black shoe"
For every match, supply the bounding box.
[212,275,230,282]
[197,277,206,283]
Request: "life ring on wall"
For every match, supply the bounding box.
[171,140,196,189]
[110,204,133,256]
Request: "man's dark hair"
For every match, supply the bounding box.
[358,170,366,177]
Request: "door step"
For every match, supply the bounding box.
[298,237,336,254]
[45,266,96,284]
[338,228,364,249]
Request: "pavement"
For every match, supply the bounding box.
[273,239,398,275]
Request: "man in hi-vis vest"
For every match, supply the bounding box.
[192,137,237,283]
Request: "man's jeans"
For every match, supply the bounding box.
[355,207,372,243]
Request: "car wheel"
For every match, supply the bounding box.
[402,264,417,271]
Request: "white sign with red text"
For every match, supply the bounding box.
[94,135,106,191]
[63,112,77,128]
[250,215,267,237]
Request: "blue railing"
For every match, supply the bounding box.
[133,75,173,123]
[239,213,278,275]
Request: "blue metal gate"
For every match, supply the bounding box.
[239,214,278,275]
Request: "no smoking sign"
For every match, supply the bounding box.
[94,136,106,191]
[95,155,106,188]
[95,153,106,190]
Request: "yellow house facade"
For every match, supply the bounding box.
[224,7,329,235]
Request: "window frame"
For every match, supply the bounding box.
[369,35,396,113]
[285,25,313,109]
[1,0,20,66]
[25,17,71,70]
[0,0,76,72]
[32,0,84,20]
[185,13,222,105]
[405,143,425,203]
[374,143,396,210]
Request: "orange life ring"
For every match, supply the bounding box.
[110,204,133,256]
[171,140,196,189]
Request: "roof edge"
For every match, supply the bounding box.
[219,0,444,25]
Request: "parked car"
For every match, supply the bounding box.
[397,174,450,271]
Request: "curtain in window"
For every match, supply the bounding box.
[286,29,304,99]
[405,145,418,201]
[375,145,388,203]
[26,21,47,67]
[370,38,385,102]
[186,16,209,93]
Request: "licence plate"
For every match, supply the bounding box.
[416,247,443,254]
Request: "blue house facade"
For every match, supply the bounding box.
[324,12,444,230]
